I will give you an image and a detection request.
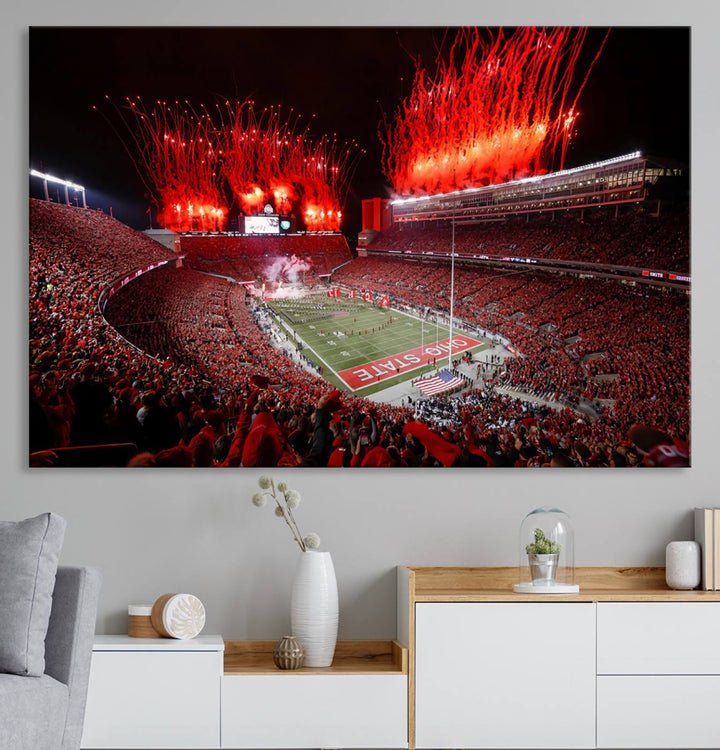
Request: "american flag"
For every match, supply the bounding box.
[414,369,465,396]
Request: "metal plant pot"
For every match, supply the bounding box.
[528,553,560,585]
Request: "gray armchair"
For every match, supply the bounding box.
[0,566,102,750]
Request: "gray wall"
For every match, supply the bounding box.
[5,1,720,640]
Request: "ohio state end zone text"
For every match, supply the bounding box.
[337,336,483,390]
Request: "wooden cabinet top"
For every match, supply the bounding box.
[401,566,720,602]
[224,640,407,676]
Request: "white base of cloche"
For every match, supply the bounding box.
[513,582,580,594]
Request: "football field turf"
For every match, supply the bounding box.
[265,294,490,395]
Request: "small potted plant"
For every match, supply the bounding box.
[525,528,561,585]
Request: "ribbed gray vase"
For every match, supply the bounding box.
[272,635,305,670]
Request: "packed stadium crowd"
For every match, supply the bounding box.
[334,256,689,439]
[180,234,352,280]
[29,200,689,467]
[369,206,689,272]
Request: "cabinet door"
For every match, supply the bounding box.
[81,650,222,748]
[415,602,596,749]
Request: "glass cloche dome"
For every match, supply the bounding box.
[514,506,579,594]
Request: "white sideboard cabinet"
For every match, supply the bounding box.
[81,570,720,750]
[399,566,720,750]
[80,635,224,749]
[81,637,407,750]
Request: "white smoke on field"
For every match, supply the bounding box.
[265,257,285,283]
[266,285,313,300]
[265,255,313,283]
[246,280,317,301]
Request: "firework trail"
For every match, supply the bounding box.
[218,101,364,231]
[292,134,364,231]
[381,27,608,196]
[215,101,303,215]
[96,96,229,231]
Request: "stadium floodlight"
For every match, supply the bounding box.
[30,169,85,191]
[30,169,87,207]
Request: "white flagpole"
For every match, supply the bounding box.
[448,215,455,369]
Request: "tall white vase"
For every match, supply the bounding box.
[291,550,338,667]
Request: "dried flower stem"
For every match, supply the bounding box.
[252,475,320,552]
[284,505,306,552]
[271,479,306,552]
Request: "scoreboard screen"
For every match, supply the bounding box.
[245,215,280,235]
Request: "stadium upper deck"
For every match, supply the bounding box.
[390,152,682,223]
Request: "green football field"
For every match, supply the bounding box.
[264,293,490,395]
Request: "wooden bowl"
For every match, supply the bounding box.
[128,604,161,638]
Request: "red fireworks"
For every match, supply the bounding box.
[99,97,362,233]
[216,102,301,215]
[294,134,361,231]
[104,97,228,232]
[217,101,362,231]
[381,27,608,196]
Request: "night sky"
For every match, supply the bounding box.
[29,26,689,234]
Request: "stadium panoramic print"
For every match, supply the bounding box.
[28,26,690,468]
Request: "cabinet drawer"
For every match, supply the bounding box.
[597,603,720,674]
[222,674,407,748]
[81,650,222,748]
[597,675,720,748]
